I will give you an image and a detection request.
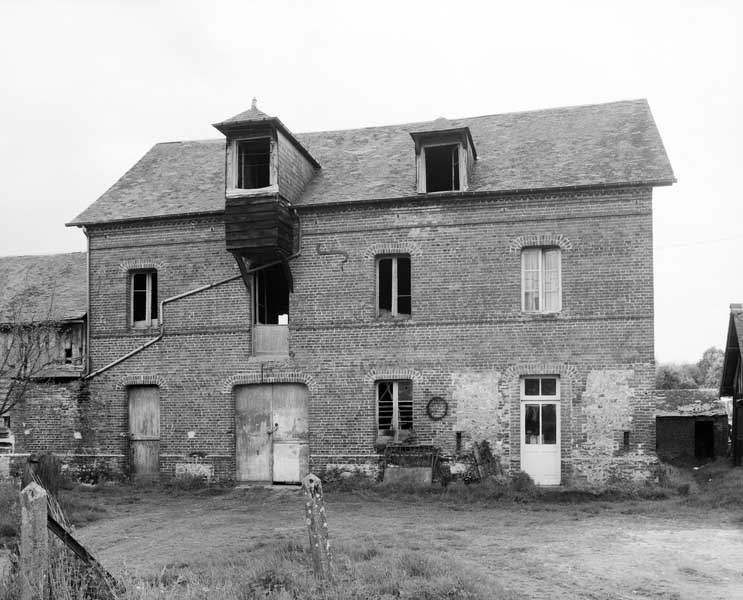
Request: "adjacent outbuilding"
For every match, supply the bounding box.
[655,388,729,465]
[720,303,743,466]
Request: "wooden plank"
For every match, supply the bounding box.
[128,387,160,480]
[235,385,272,481]
[47,514,122,598]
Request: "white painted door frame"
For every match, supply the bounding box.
[520,377,561,485]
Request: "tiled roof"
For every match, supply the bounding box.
[69,99,675,225]
[655,388,727,417]
[0,253,87,323]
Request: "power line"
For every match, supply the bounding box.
[654,235,743,250]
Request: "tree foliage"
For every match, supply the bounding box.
[655,346,725,390]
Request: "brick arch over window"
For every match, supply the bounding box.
[222,372,318,394]
[363,242,422,259]
[115,374,168,390]
[508,234,573,253]
[363,368,423,384]
[503,362,579,385]
[118,260,166,274]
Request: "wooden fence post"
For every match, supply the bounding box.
[302,473,332,580]
[20,482,48,600]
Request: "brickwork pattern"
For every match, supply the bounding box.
[34,185,658,484]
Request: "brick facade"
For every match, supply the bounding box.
[8,101,674,485]
[57,185,658,484]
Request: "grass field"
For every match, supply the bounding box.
[1,462,742,599]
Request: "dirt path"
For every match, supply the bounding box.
[76,489,743,600]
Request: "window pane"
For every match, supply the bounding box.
[397,379,413,430]
[425,144,458,192]
[378,382,394,430]
[542,404,557,444]
[132,289,146,322]
[150,272,158,319]
[524,378,540,395]
[543,249,560,311]
[378,259,392,313]
[397,257,411,295]
[133,273,147,292]
[524,404,540,444]
[522,249,540,311]
[237,139,270,189]
[541,378,557,396]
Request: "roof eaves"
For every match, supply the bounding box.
[66,209,225,228]
[213,116,321,170]
[294,180,675,211]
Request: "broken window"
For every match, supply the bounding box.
[63,330,73,364]
[131,271,158,328]
[237,138,271,189]
[425,144,460,193]
[377,255,411,318]
[254,264,290,325]
[521,247,561,313]
[377,380,413,443]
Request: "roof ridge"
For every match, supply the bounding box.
[149,99,653,147]
[0,251,86,260]
[294,98,650,137]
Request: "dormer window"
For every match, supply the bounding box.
[226,135,276,195]
[425,144,461,192]
[237,138,271,189]
[410,124,477,194]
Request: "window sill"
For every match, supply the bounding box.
[521,311,561,318]
[226,184,278,199]
[376,314,412,322]
[129,324,161,333]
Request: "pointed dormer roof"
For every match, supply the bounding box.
[409,115,477,159]
[212,99,320,168]
[216,97,272,127]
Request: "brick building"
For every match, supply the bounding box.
[63,98,674,485]
[0,253,87,467]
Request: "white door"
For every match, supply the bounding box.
[520,377,561,485]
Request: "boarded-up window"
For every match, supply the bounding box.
[377,380,413,442]
[131,271,158,328]
[377,256,411,318]
[521,248,561,313]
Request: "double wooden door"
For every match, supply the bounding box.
[235,384,309,483]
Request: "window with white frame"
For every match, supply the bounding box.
[131,271,158,328]
[377,380,413,442]
[376,255,411,318]
[236,138,271,189]
[521,376,559,445]
[521,247,561,313]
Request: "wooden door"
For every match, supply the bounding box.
[128,386,160,481]
[272,384,309,483]
[235,385,273,481]
[235,384,309,483]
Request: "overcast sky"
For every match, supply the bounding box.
[0,0,741,363]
